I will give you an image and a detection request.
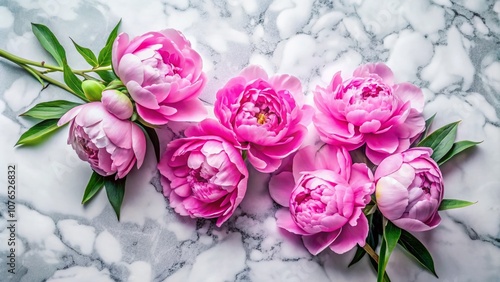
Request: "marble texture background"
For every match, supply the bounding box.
[0,0,499,281]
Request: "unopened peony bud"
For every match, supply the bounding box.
[82,80,105,101]
[101,90,134,120]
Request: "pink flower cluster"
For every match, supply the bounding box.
[58,28,446,255]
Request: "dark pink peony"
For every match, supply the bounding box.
[313,63,425,164]
[112,29,207,125]
[375,147,444,232]
[214,65,313,173]
[269,144,375,255]
[158,119,248,226]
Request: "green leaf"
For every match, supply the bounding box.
[417,121,460,162]
[15,119,61,146]
[438,140,482,166]
[31,23,66,66]
[98,19,122,66]
[378,221,401,282]
[398,230,438,277]
[71,39,98,67]
[20,100,81,120]
[104,176,126,220]
[369,257,392,282]
[438,199,476,211]
[348,246,366,267]
[95,70,118,83]
[423,113,436,139]
[138,123,161,162]
[82,171,105,204]
[63,61,86,101]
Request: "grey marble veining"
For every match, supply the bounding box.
[0,0,499,281]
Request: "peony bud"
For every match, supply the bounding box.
[101,90,134,120]
[82,80,105,101]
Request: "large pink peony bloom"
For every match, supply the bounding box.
[313,63,425,164]
[269,144,375,255]
[112,29,207,125]
[58,98,146,179]
[158,119,248,226]
[214,65,313,173]
[375,147,444,232]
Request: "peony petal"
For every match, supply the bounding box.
[302,230,342,255]
[269,74,303,104]
[329,215,369,254]
[112,32,130,74]
[275,208,309,235]
[239,65,269,82]
[131,123,147,168]
[117,53,144,85]
[58,105,83,126]
[394,82,424,113]
[269,171,295,207]
[375,176,409,220]
[126,81,160,109]
[163,98,207,122]
[136,105,170,125]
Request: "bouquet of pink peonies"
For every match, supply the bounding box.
[0,21,481,281]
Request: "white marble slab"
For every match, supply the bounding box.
[0,0,499,281]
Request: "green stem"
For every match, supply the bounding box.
[0,48,112,74]
[363,244,379,264]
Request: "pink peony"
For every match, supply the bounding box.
[313,63,425,164]
[112,29,207,125]
[58,101,146,179]
[158,119,248,226]
[375,147,444,232]
[214,65,313,173]
[269,144,375,255]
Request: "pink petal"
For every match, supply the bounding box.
[136,105,170,125]
[275,208,309,235]
[302,230,342,255]
[329,215,369,254]
[269,74,303,104]
[163,98,207,122]
[375,176,409,220]
[112,32,130,74]
[394,82,424,113]
[131,123,147,168]
[126,81,160,109]
[269,171,295,207]
[374,153,403,179]
[117,53,144,85]
[247,147,281,173]
[58,105,83,126]
[239,65,269,82]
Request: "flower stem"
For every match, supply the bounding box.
[0,48,112,74]
[363,244,379,264]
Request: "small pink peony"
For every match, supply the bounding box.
[313,63,425,164]
[58,100,146,179]
[112,29,207,125]
[158,119,248,226]
[214,65,313,173]
[375,147,444,232]
[269,144,375,255]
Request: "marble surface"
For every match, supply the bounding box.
[1,0,499,281]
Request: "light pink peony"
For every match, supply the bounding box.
[313,63,425,164]
[269,144,375,255]
[112,29,207,125]
[214,65,313,173]
[58,101,146,179]
[158,119,248,226]
[375,147,444,232]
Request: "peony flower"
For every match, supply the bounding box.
[375,147,444,232]
[112,29,207,125]
[214,65,313,173]
[158,119,248,226]
[58,101,146,179]
[269,144,375,255]
[313,63,425,164]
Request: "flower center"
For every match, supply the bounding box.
[186,163,221,202]
[256,112,267,124]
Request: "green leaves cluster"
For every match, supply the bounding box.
[417,114,482,165]
[13,21,129,220]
